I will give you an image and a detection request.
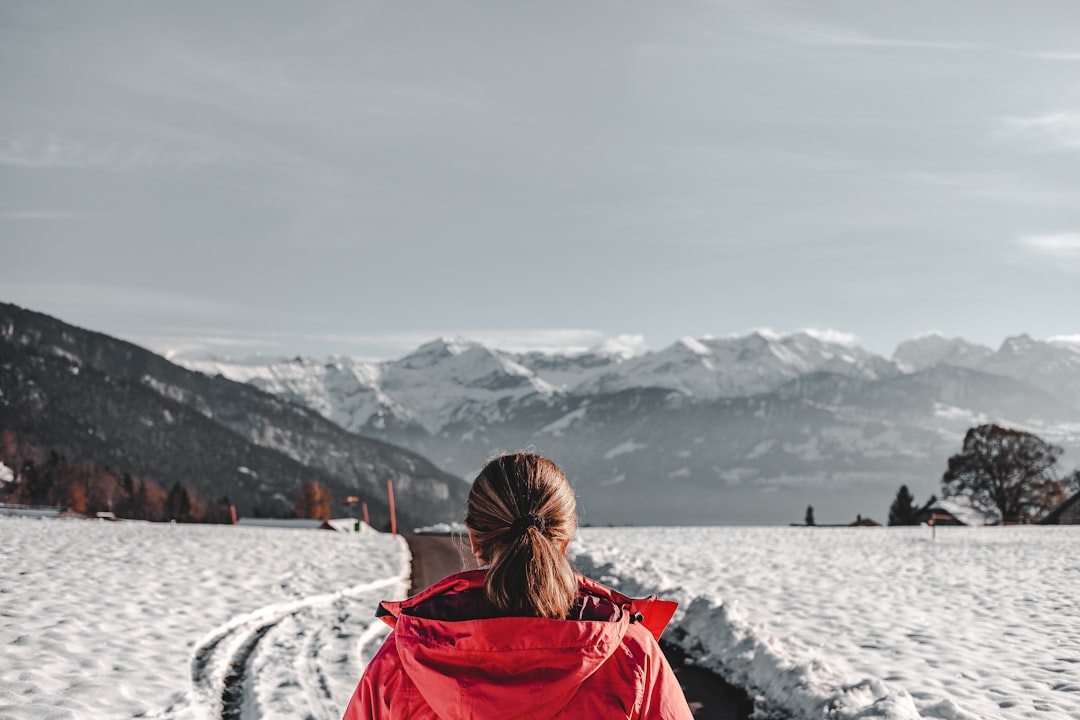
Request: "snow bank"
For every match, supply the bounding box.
[572,526,1080,720]
[0,517,408,720]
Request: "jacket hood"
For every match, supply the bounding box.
[375,570,677,720]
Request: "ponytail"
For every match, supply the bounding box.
[465,453,578,619]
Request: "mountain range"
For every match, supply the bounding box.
[0,303,469,527]
[182,330,1080,525]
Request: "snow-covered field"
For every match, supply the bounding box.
[573,525,1080,720]
[4,519,1078,720]
[0,517,407,720]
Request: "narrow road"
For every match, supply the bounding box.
[403,535,753,720]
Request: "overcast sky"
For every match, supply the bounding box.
[3,0,1079,361]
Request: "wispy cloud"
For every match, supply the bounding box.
[131,328,651,362]
[801,328,858,345]
[1019,233,1080,256]
[4,281,239,319]
[773,20,973,51]
[719,327,859,346]
[1016,51,1080,61]
[0,134,237,170]
[906,172,1074,208]
[996,112,1080,152]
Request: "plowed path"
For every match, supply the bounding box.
[404,535,753,720]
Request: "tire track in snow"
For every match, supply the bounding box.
[220,621,277,720]
[187,575,404,720]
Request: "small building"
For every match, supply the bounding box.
[237,517,335,531]
[326,517,370,533]
[1040,492,1080,525]
[848,515,881,527]
[237,517,371,532]
[914,507,966,526]
[915,496,1001,526]
[0,503,63,519]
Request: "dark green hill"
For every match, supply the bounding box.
[0,302,469,527]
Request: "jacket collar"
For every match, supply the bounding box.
[376,569,677,643]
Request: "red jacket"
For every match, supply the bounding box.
[342,569,693,720]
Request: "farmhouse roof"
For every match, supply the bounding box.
[0,503,63,519]
[237,517,334,530]
[1040,491,1080,525]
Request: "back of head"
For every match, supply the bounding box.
[465,453,578,619]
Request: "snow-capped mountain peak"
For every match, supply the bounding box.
[183,330,1080,441]
[677,336,712,356]
[892,333,994,372]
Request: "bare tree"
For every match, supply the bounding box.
[942,424,1066,523]
[295,480,333,521]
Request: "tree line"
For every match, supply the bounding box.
[1,431,336,523]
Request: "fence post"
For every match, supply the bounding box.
[387,480,396,535]
[929,513,951,540]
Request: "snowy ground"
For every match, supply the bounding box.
[573,525,1080,720]
[5,519,1077,720]
[0,517,407,720]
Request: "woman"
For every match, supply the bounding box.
[342,452,693,720]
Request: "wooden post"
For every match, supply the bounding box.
[387,480,397,535]
[929,513,951,540]
[230,505,237,525]
[362,501,369,526]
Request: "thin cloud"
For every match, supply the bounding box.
[773,20,973,51]
[4,281,240,320]
[720,327,858,346]
[996,113,1080,152]
[905,172,1074,208]
[0,134,237,170]
[132,328,651,362]
[1020,233,1080,256]
[1016,51,1080,61]
[801,328,858,345]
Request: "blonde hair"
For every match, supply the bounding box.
[465,453,578,619]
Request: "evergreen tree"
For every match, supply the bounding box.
[804,505,815,526]
[120,473,135,518]
[131,479,149,520]
[888,485,937,526]
[23,458,53,505]
[165,481,194,523]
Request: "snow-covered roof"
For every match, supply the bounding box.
[1040,491,1080,525]
[931,496,1001,526]
[0,503,63,519]
[236,518,332,530]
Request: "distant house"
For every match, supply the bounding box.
[1040,492,1080,525]
[237,517,335,531]
[236,517,369,532]
[915,496,1001,527]
[326,517,370,533]
[914,507,966,526]
[848,515,881,527]
[0,503,63,520]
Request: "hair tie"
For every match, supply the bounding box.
[509,513,544,536]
